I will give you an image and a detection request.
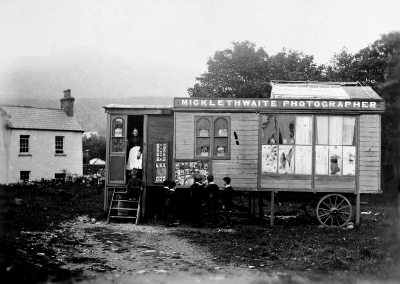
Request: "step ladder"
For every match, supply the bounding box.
[107,187,141,224]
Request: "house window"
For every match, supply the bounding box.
[195,116,230,158]
[55,136,64,154]
[20,171,30,181]
[20,135,30,153]
[261,115,313,174]
[315,116,356,176]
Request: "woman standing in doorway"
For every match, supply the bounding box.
[127,128,143,176]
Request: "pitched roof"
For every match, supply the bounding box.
[271,83,383,100]
[0,105,84,132]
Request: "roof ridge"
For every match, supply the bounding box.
[0,104,61,110]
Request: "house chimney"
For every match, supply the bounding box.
[60,89,75,117]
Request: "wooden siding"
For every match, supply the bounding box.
[213,113,259,189]
[260,175,312,189]
[314,176,356,189]
[359,114,381,193]
[175,113,195,159]
[175,112,259,189]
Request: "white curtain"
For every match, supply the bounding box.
[329,116,343,145]
[316,116,329,145]
[343,117,356,145]
[295,116,312,145]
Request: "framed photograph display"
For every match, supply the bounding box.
[174,159,211,187]
[154,141,168,183]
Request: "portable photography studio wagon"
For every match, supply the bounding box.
[104,82,385,227]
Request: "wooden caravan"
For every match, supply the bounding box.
[104,104,173,222]
[104,82,385,227]
[172,82,385,227]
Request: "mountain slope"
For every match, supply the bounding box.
[0,47,198,100]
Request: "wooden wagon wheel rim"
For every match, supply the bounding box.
[316,194,352,228]
[200,205,214,225]
[201,203,227,226]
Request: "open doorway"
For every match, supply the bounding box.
[126,115,144,180]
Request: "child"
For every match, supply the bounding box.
[126,169,145,201]
[190,174,205,227]
[165,181,177,227]
[205,174,220,228]
[222,176,235,227]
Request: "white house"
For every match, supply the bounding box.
[0,89,84,184]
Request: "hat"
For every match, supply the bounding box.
[223,176,231,183]
[194,174,202,182]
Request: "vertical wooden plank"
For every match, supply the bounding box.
[141,114,148,220]
[104,113,111,212]
[270,191,275,226]
[259,194,263,224]
[356,191,360,226]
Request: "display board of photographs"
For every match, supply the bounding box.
[154,142,168,183]
[174,160,210,186]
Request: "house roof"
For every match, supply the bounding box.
[0,105,84,132]
[271,83,383,100]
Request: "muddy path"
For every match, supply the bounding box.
[52,217,312,284]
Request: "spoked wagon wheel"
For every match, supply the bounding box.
[316,194,352,228]
[201,202,227,227]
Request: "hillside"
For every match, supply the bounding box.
[0,47,198,100]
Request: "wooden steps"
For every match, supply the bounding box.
[107,187,141,224]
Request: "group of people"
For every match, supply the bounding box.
[125,128,236,228]
[161,174,235,228]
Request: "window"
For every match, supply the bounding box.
[261,114,357,176]
[112,118,125,152]
[20,171,30,181]
[55,136,64,154]
[315,116,356,176]
[195,116,230,158]
[20,135,30,153]
[261,115,313,174]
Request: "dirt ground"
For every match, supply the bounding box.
[1,181,400,284]
[26,216,398,284]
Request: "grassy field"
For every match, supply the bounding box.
[0,180,399,283]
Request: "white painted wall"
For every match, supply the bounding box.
[6,129,83,183]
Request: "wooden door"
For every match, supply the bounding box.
[108,115,128,184]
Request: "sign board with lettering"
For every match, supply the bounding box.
[173,98,385,112]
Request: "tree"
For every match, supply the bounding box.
[188,41,272,98]
[188,42,326,98]
[269,49,326,81]
[82,135,106,163]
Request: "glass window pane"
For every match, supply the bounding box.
[343,117,356,146]
[295,116,312,145]
[294,146,312,174]
[196,137,210,156]
[214,137,228,156]
[261,145,278,173]
[329,116,343,145]
[278,116,295,144]
[197,118,210,137]
[278,145,295,174]
[112,138,124,152]
[113,118,124,137]
[316,116,329,145]
[214,117,228,137]
[329,146,342,175]
[315,145,329,175]
[261,115,278,144]
[343,146,356,175]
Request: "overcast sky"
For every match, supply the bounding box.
[1,0,399,74]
